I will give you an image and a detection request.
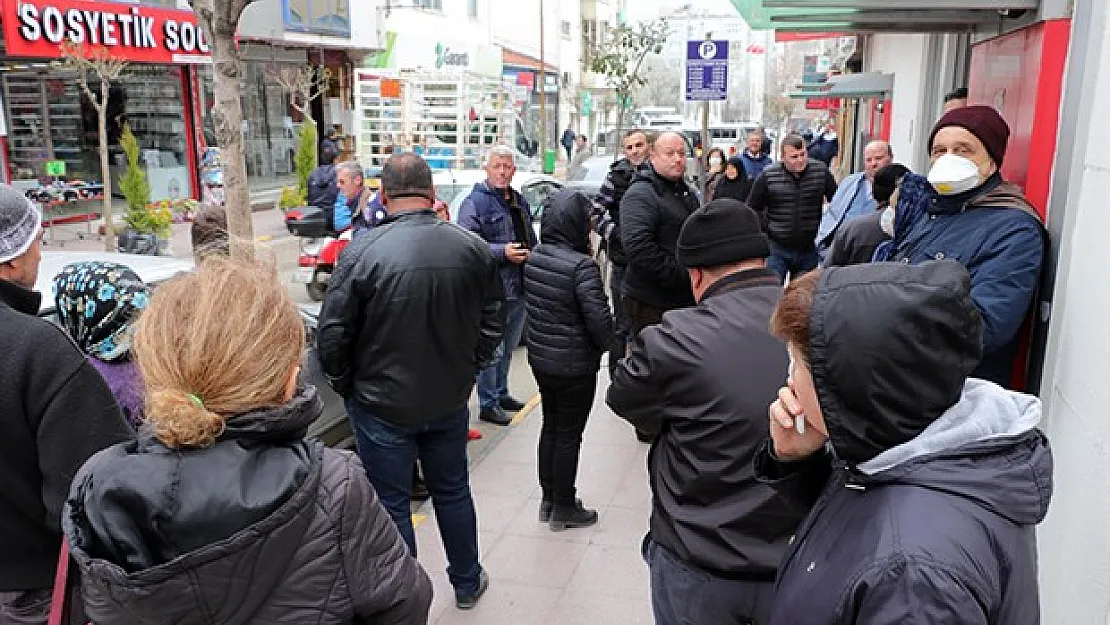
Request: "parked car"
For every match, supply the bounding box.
[565,155,615,198]
[34,251,352,449]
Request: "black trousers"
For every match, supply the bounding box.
[535,371,598,505]
[608,264,630,376]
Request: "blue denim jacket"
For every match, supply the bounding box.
[457,182,536,300]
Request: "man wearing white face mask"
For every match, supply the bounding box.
[874,105,1045,388]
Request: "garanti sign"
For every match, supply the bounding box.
[2,0,212,64]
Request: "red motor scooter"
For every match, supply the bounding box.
[284,207,352,302]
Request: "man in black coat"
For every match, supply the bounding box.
[607,199,808,625]
[747,133,837,281]
[619,130,699,333]
[595,128,649,375]
[317,153,505,610]
[0,185,133,624]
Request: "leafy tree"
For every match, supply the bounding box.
[588,19,671,151]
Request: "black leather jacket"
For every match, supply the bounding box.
[317,210,505,425]
[524,190,615,377]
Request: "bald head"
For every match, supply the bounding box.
[651,131,687,181]
[863,140,893,181]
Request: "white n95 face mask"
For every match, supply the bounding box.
[927,153,982,195]
[880,206,895,237]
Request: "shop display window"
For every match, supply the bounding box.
[2,65,191,201]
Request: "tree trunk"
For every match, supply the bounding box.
[195,3,254,260]
[613,93,625,160]
[99,79,114,252]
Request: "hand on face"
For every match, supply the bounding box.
[769,382,829,461]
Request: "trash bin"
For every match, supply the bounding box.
[543,149,557,174]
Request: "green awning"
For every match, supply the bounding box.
[732,0,1039,32]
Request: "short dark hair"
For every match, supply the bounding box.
[944,87,969,103]
[623,128,646,140]
[381,152,434,200]
[780,133,806,152]
[320,145,339,165]
[872,163,910,204]
[191,207,229,260]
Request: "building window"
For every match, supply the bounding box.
[413,0,443,10]
[561,20,572,39]
[582,19,597,65]
[468,0,478,19]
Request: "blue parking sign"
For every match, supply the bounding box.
[685,40,729,101]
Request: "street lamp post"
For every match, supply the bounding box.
[539,0,548,170]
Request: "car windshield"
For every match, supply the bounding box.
[567,158,611,182]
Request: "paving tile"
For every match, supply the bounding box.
[481,534,589,589]
[566,544,651,600]
[590,505,650,549]
[469,460,541,499]
[545,591,655,625]
[610,462,653,510]
[470,491,531,534]
[434,580,564,625]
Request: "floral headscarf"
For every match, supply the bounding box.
[53,261,150,362]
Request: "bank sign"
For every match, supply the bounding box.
[2,0,211,64]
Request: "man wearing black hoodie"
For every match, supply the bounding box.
[0,185,132,624]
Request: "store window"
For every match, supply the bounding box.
[284,0,351,36]
[3,65,191,200]
[198,62,299,191]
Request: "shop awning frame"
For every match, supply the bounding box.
[788,71,894,99]
[732,0,1039,32]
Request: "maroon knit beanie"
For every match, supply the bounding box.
[928,105,1010,167]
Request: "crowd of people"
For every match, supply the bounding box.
[0,93,1054,624]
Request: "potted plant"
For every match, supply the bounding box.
[117,124,172,255]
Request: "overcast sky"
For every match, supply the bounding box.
[624,0,742,23]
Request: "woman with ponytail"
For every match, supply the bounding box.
[60,259,432,625]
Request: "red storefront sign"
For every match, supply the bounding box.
[2,0,211,64]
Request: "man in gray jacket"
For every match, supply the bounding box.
[607,199,809,625]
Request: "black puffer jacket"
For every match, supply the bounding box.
[747,159,837,249]
[63,387,432,625]
[524,189,614,376]
[619,165,699,310]
[595,158,644,265]
[757,261,1053,625]
[318,210,505,425]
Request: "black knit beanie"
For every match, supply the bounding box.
[678,199,770,268]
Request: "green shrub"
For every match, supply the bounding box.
[279,185,306,210]
[119,125,150,215]
[294,121,317,200]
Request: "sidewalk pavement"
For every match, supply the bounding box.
[416,363,654,625]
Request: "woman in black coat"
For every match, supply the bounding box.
[760,261,1052,625]
[711,156,753,204]
[524,189,615,532]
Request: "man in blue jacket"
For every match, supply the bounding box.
[739,130,773,179]
[814,140,892,262]
[877,105,1045,387]
[459,145,538,425]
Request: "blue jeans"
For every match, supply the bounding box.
[643,537,775,625]
[767,241,819,283]
[477,297,527,410]
[347,401,482,595]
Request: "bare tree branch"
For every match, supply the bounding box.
[60,42,128,251]
[272,65,330,122]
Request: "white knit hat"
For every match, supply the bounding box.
[0,184,42,264]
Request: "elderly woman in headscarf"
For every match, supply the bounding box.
[54,261,150,428]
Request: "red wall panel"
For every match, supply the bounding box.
[968,19,1071,220]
